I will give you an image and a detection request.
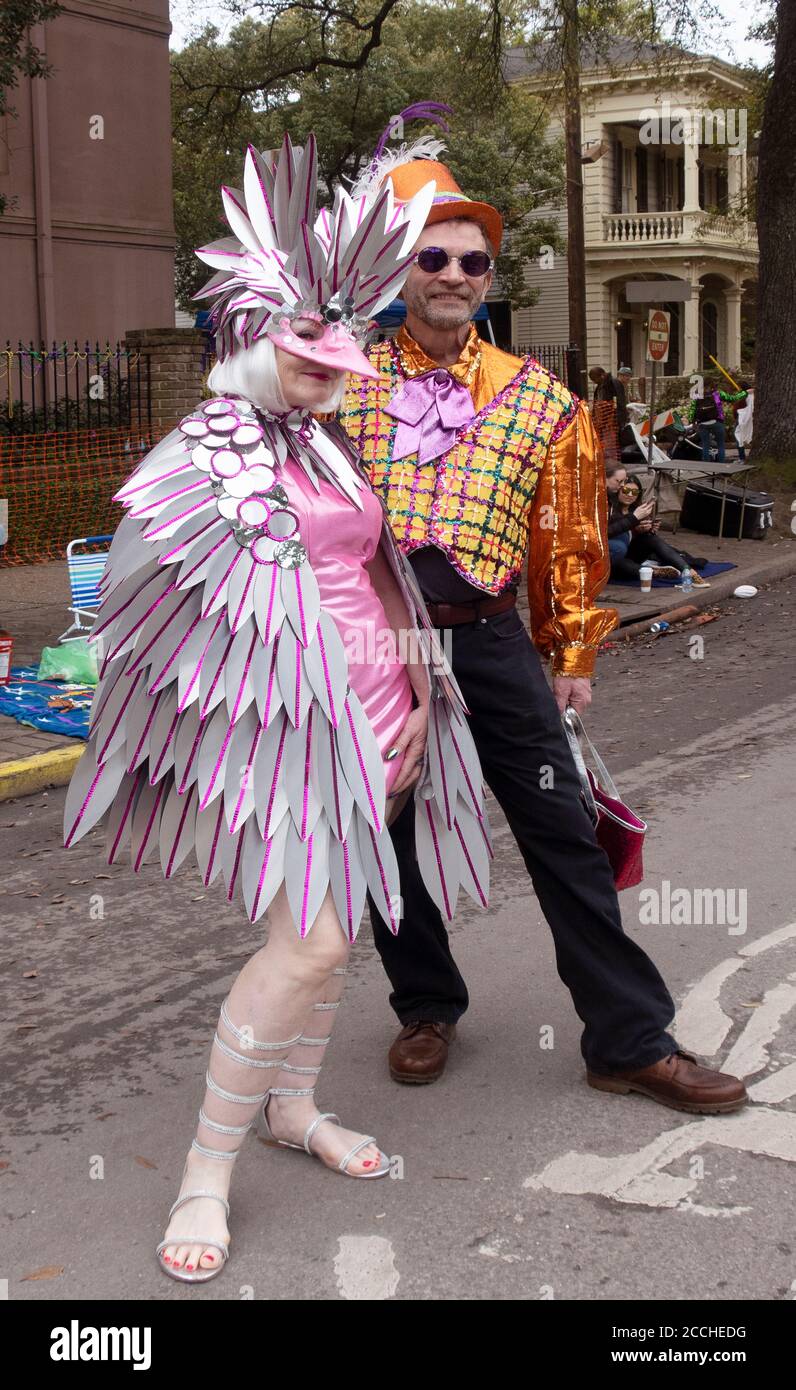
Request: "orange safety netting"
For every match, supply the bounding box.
[0,426,154,565]
[592,399,619,464]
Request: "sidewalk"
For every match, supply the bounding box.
[600,529,796,627]
[2,530,795,800]
[0,559,90,798]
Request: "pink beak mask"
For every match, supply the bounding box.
[267,313,380,381]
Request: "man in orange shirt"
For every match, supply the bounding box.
[339,152,745,1115]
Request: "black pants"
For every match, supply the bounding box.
[611,532,688,581]
[367,607,677,1073]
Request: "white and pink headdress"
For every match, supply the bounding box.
[192,133,437,379]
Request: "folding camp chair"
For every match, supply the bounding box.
[59,534,114,644]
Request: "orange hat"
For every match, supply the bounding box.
[384,159,503,254]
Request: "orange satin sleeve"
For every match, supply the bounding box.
[527,400,619,678]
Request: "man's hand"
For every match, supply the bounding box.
[553,675,592,715]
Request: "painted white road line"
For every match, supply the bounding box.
[722,982,796,1078]
[334,1235,399,1300]
[740,921,796,958]
[673,956,745,1055]
[524,1107,796,1211]
[748,1061,796,1104]
[525,921,796,1212]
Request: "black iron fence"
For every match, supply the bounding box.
[511,342,579,388]
[1,341,152,435]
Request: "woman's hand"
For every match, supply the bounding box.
[386,704,429,796]
[635,500,655,521]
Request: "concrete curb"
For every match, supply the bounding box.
[0,742,84,802]
[615,542,796,640]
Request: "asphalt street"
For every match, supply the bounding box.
[1,575,795,1302]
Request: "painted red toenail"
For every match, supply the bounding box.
[186,1264,194,1270]
[163,1256,171,1263]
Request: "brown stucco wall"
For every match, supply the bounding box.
[0,0,175,346]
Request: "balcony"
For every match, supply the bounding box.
[602,212,682,243]
[598,211,756,248]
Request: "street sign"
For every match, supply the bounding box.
[646,309,671,364]
[626,280,692,303]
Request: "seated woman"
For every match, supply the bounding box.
[605,465,710,585]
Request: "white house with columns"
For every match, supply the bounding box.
[505,38,758,379]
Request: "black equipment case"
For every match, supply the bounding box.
[680,481,774,539]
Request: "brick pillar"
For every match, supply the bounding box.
[125,327,209,438]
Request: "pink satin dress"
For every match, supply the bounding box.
[282,458,413,794]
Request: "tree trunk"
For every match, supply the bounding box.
[562,0,587,396]
[754,0,796,461]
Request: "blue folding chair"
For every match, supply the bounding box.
[59,534,114,642]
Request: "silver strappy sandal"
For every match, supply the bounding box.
[156,1000,304,1284]
[259,1091,391,1178]
[257,984,390,1179]
[155,1186,231,1284]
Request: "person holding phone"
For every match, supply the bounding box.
[605,466,710,584]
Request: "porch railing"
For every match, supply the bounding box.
[602,213,685,244]
[599,211,756,246]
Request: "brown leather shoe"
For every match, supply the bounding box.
[587,1049,747,1114]
[388,1022,456,1084]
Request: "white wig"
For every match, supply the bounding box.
[206,336,345,417]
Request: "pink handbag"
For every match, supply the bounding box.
[562,707,647,890]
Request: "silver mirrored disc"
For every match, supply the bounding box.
[274,539,306,569]
[203,398,238,416]
[264,484,289,507]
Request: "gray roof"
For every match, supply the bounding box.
[505,34,728,82]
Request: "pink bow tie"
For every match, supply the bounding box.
[385,369,475,464]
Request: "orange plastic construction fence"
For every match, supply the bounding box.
[0,426,153,565]
[592,399,620,464]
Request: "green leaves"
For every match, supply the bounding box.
[171,2,565,311]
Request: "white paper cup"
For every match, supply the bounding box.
[639,565,653,593]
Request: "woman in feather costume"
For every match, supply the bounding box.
[63,130,491,1283]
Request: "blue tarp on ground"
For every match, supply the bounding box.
[611,560,737,588]
[0,667,92,739]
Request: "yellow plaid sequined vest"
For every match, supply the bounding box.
[338,338,576,593]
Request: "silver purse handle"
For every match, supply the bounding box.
[561,706,622,816]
